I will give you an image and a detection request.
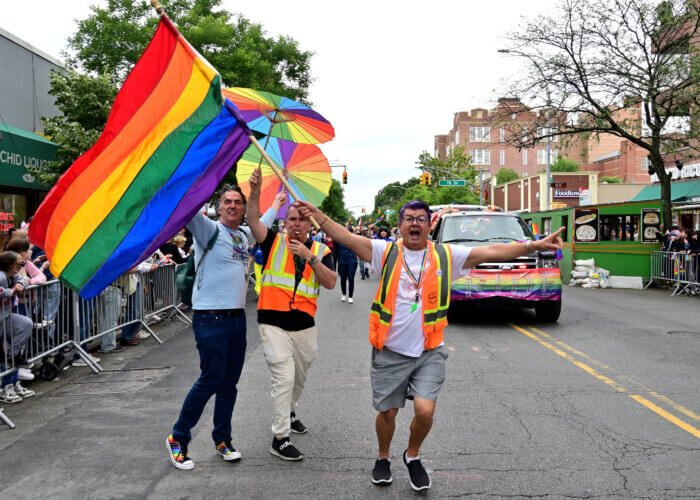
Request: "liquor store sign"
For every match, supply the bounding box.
[0,126,55,189]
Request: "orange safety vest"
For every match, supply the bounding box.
[258,233,329,317]
[369,241,452,350]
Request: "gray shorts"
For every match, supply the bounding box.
[370,346,448,412]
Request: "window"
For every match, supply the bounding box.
[522,127,527,142]
[600,215,639,241]
[641,157,650,170]
[522,149,528,165]
[537,126,559,142]
[455,128,460,145]
[500,149,505,165]
[511,113,516,120]
[542,218,552,235]
[500,127,505,142]
[561,215,569,242]
[537,149,559,165]
[522,171,528,177]
[470,149,490,165]
[470,126,490,142]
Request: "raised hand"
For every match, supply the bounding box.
[249,167,263,196]
[535,227,565,252]
[295,201,322,222]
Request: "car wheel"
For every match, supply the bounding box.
[535,300,561,323]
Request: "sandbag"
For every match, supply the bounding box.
[574,258,595,268]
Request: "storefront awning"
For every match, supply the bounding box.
[631,179,700,203]
[0,122,55,190]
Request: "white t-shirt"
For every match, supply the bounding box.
[370,240,472,357]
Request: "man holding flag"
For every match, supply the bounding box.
[295,199,564,491]
[247,167,337,461]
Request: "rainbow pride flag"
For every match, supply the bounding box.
[29,17,252,298]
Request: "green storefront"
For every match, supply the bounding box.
[522,200,664,282]
[0,122,54,242]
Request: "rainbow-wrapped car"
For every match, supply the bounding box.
[432,210,562,322]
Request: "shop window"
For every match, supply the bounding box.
[542,217,552,235]
[600,215,639,241]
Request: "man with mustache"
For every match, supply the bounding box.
[247,167,337,461]
[296,199,564,491]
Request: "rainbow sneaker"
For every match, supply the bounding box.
[216,440,241,461]
[166,435,194,470]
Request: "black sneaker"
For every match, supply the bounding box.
[216,439,242,461]
[269,437,304,461]
[403,450,431,491]
[167,435,194,470]
[371,458,392,485]
[290,412,308,434]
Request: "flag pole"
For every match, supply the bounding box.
[150,0,320,229]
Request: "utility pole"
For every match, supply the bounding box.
[545,88,551,211]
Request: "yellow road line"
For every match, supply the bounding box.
[629,395,700,439]
[507,323,627,392]
[508,323,699,440]
[528,326,700,422]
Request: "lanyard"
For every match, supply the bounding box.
[402,248,427,312]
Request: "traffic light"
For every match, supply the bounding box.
[342,170,348,184]
[361,207,366,214]
[419,173,426,186]
[425,172,432,186]
[675,159,684,170]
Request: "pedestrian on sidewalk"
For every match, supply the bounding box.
[247,167,337,461]
[296,199,564,491]
[166,185,281,471]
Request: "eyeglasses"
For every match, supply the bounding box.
[401,215,429,224]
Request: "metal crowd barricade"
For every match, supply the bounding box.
[646,251,699,295]
[143,263,191,326]
[1,263,190,429]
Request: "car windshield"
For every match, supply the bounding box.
[441,215,532,242]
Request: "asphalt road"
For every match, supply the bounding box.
[0,276,698,498]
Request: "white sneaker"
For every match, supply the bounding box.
[14,382,35,398]
[1,385,22,403]
[340,295,346,302]
[136,331,151,340]
[17,368,35,381]
[348,298,354,304]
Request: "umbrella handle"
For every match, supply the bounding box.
[247,133,321,230]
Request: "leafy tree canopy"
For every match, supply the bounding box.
[495,168,519,185]
[549,156,579,172]
[320,179,351,223]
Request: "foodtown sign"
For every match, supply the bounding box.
[650,163,700,183]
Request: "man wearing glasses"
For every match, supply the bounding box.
[167,185,277,470]
[246,167,337,461]
[296,199,564,491]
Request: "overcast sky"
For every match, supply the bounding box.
[3,0,558,215]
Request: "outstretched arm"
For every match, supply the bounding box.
[464,227,564,269]
[246,167,269,243]
[295,201,373,263]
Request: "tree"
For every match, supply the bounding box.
[550,156,580,172]
[416,146,477,185]
[320,179,350,223]
[67,0,313,101]
[495,167,519,185]
[27,70,118,185]
[498,0,699,228]
[601,176,622,183]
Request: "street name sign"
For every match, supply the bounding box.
[438,179,466,187]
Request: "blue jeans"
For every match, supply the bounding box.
[172,311,247,446]
[73,297,95,359]
[121,284,142,341]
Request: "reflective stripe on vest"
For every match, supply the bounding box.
[370,243,400,325]
[423,243,450,324]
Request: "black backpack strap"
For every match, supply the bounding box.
[195,226,220,274]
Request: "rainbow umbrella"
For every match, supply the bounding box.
[222,87,334,144]
[236,138,332,217]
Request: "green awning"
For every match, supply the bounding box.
[0,122,55,189]
[631,179,700,203]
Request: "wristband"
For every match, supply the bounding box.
[525,240,532,253]
[319,217,329,228]
[308,255,318,266]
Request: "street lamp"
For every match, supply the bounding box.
[498,48,552,210]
